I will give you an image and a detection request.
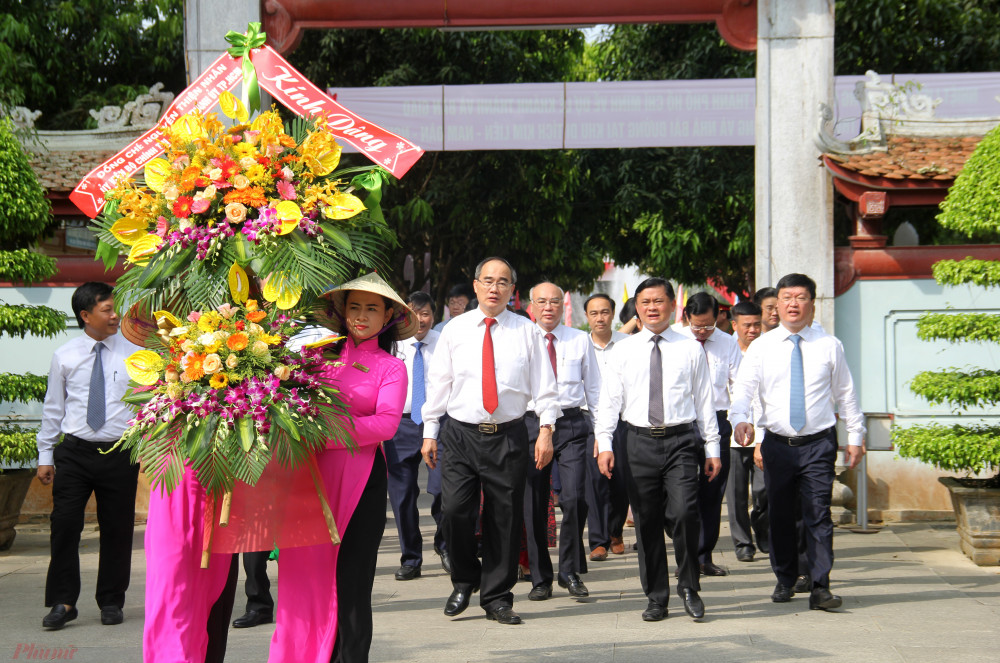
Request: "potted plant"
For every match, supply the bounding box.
[0,115,64,550]
[892,124,1000,566]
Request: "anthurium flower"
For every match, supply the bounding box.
[274,201,303,235]
[127,234,164,265]
[219,91,250,124]
[262,271,303,310]
[228,263,250,303]
[144,158,173,193]
[321,192,366,220]
[110,216,150,246]
[125,350,164,385]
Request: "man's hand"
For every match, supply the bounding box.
[734,422,754,447]
[421,438,438,469]
[704,457,722,481]
[753,443,763,471]
[535,427,554,469]
[597,451,615,479]
[37,465,54,485]
[845,443,865,470]
[593,439,599,458]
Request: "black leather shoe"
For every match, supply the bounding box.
[641,600,668,622]
[528,584,552,601]
[232,609,273,628]
[793,574,812,594]
[557,573,589,597]
[394,564,421,581]
[485,605,522,625]
[42,605,77,629]
[680,588,705,620]
[100,605,124,625]
[437,549,453,575]
[444,587,478,616]
[809,587,843,611]
[735,548,755,563]
[700,561,728,576]
[771,582,794,603]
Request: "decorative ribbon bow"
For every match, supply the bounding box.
[225,22,267,114]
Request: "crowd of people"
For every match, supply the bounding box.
[35,258,865,661]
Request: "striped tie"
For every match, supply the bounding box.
[87,342,106,431]
[789,334,806,431]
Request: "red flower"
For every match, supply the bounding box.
[216,157,240,180]
[235,321,245,331]
[173,196,194,218]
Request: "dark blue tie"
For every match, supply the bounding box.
[789,334,806,432]
[87,342,106,432]
[411,341,425,425]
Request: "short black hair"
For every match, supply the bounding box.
[752,287,777,305]
[634,277,675,301]
[474,257,517,284]
[446,283,474,300]
[775,273,816,300]
[619,297,636,324]
[731,301,762,319]
[71,282,114,328]
[407,291,435,313]
[584,293,616,314]
[684,291,718,318]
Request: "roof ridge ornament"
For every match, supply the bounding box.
[88,83,175,130]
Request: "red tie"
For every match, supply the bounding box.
[482,318,499,414]
[545,332,557,380]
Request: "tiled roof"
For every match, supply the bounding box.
[824,135,981,181]
[29,149,119,193]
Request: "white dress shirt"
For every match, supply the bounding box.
[397,329,440,414]
[730,323,865,446]
[536,323,601,412]
[422,308,559,439]
[589,331,629,380]
[36,332,143,465]
[679,327,742,411]
[594,327,721,458]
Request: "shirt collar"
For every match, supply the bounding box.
[775,322,818,341]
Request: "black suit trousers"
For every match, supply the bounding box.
[242,551,273,613]
[696,412,732,564]
[584,417,630,549]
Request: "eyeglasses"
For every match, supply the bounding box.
[477,278,512,290]
[690,324,716,332]
[778,295,811,304]
[532,298,562,307]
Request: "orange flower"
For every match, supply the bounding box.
[222,186,267,208]
[182,352,206,381]
[247,310,267,323]
[179,165,203,192]
[226,332,249,351]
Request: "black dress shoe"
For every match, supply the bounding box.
[444,587,478,616]
[700,561,728,576]
[437,549,453,575]
[528,584,552,601]
[641,600,667,622]
[771,582,794,603]
[809,587,843,611]
[680,588,705,620]
[232,609,273,628]
[42,605,78,629]
[100,605,124,625]
[557,573,589,597]
[735,548,755,563]
[394,564,422,581]
[485,605,522,625]
[793,574,812,594]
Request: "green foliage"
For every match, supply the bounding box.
[0,372,47,404]
[0,248,56,285]
[0,425,39,466]
[893,423,1000,476]
[932,258,1000,288]
[0,117,54,249]
[0,303,66,339]
[937,125,1000,241]
[910,369,1000,410]
[0,0,185,130]
[917,313,1000,344]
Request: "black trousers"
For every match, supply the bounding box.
[441,417,528,611]
[761,428,838,589]
[726,446,769,554]
[45,435,140,609]
[426,421,447,554]
[204,555,239,663]
[242,550,273,613]
[523,410,589,587]
[623,425,702,607]
[583,417,629,549]
[696,412,732,564]
[332,448,387,663]
[384,415,425,567]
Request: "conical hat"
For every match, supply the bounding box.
[120,304,158,348]
[316,272,418,340]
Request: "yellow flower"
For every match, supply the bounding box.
[209,373,229,389]
[166,382,185,400]
[299,130,341,177]
[274,201,303,235]
[198,311,222,333]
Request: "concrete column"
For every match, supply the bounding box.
[184,0,261,84]
[755,0,835,330]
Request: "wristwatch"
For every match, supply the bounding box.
[540,423,555,432]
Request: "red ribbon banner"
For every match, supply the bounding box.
[70,47,425,218]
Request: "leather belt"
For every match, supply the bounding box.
[766,427,835,447]
[63,433,119,450]
[558,407,583,419]
[455,416,525,435]
[627,422,695,438]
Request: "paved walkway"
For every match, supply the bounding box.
[2,493,999,662]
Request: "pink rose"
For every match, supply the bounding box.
[216,303,238,319]
[191,198,210,214]
[187,311,202,323]
[225,203,247,223]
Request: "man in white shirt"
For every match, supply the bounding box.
[726,300,769,563]
[582,294,630,557]
[522,282,601,601]
[422,257,559,625]
[36,283,142,629]
[731,273,865,611]
[385,291,442,581]
[432,283,473,332]
[681,292,742,578]
[595,277,721,622]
